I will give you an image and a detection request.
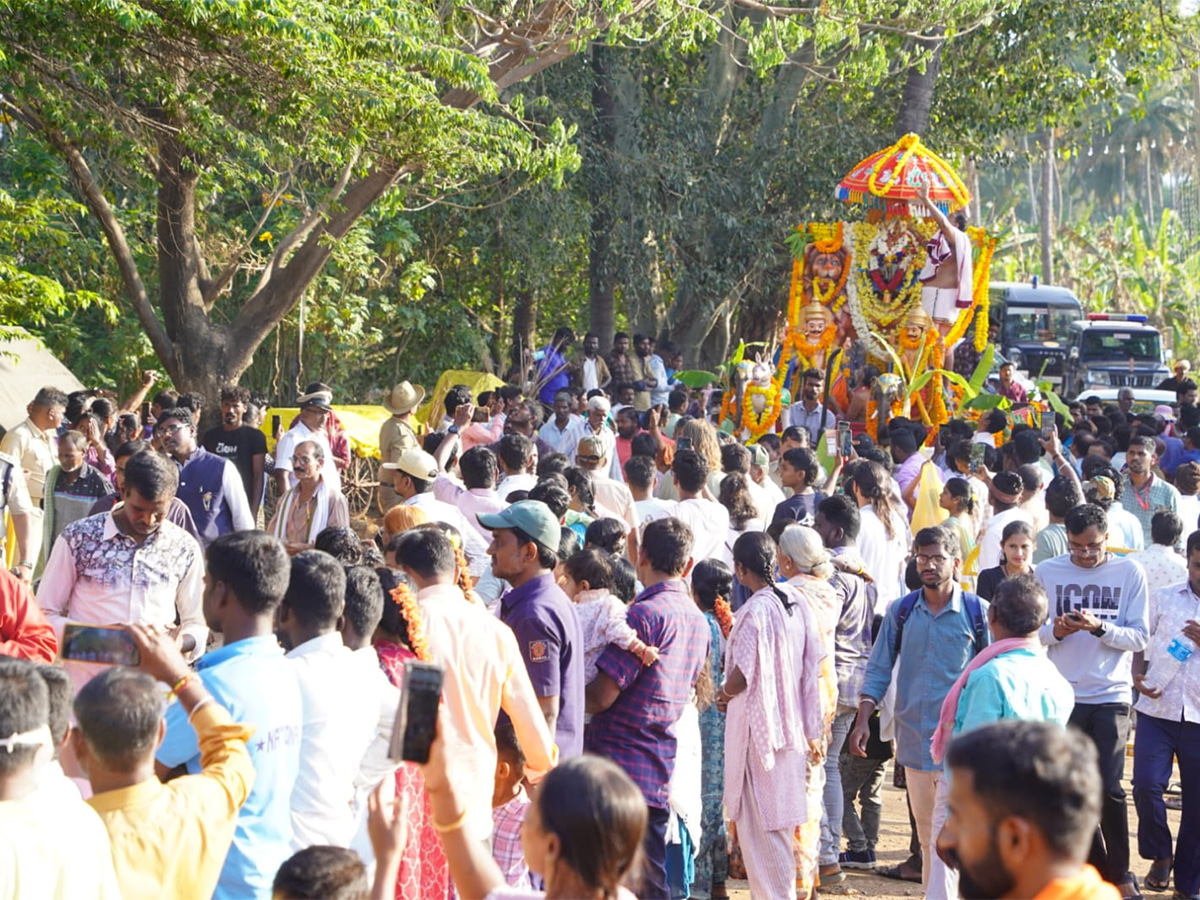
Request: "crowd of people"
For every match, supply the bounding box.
[0,329,1197,900]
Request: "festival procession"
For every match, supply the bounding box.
[3,5,1200,898]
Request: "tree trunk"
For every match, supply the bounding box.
[1023,134,1038,226]
[1040,130,1055,284]
[588,43,617,353]
[894,30,945,138]
[511,287,538,383]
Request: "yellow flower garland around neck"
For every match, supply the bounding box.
[742,378,783,443]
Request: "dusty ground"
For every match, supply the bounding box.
[726,748,1182,899]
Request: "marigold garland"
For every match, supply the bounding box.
[742,379,783,443]
[714,596,734,638]
[945,226,997,351]
[779,322,838,381]
[390,583,431,662]
[847,220,932,360]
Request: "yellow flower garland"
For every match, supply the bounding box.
[742,379,783,443]
[850,221,930,341]
[945,227,997,351]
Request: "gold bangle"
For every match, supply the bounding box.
[432,807,469,833]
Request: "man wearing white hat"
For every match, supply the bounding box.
[274,384,341,496]
[378,381,424,514]
[384,448,491,576]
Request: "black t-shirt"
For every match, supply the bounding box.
[202,425,267,500]
[974,564,1009,602]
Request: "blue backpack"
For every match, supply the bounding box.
[892,588,986,658]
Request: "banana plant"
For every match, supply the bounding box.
[869,330,977,406]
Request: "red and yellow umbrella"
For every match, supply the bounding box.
[836,133,970,216]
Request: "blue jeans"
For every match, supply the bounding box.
[820,708,857,864]
[1132,711,1200,896]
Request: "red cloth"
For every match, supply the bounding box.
[375,641,452,900]
[0,569,57,663]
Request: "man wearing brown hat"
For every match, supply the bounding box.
[378,381,424,514]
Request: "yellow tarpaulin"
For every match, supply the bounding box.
[257,371,503,459]
[414,371,506,428]
[259,405,393,460]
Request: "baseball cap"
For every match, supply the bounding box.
[1154,404,1176,422]
[382,447,439,481]
[477,500,560,550]
[748,444,769,468]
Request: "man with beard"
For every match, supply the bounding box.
[850,525,989,900]
[1121,435,1181,549]
[482,500,585,758]
[938,719,1119,900]
[570,332,612,393]
[157,408,253,547]
[613,406,642,473]
[629,334,659,413]
[786,368,837,444]
[560,395,621,481]
[37,450,207,691]
[39,431,114,569]
[202,385,268,520]
[1036,503,1149,897]
[607,332,635,392]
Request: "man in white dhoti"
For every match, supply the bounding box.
[916,178,973,367]
[718,531,826,898]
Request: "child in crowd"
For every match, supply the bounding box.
[560,548,658,681]
[491,719,533,890]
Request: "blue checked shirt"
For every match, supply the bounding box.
[584,579,711,808]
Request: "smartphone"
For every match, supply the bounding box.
[140,401,151,424]
[677,436,693,452]
[270,413,281,438]
[60,623,140,667]
[838,421,853,458]
[1041,416,1056,442]
[389,660,444,764]
[1066,610,1085,623]
[825,430,837,455]
[969,442,986,473]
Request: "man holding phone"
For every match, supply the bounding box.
[1035,503,1149,897]
[37,450,207,692]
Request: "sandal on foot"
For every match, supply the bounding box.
[1147,861,1173,892]
[877,863,922,883]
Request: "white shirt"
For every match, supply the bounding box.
[592,474,639,538]
[1138,581,1200,724]
[635,497,675,530]
[1178,493,1200,535]
[539,415,581,449]
[976,507,1035,571]
[1109,502,1146,552]
[672,497,730,566]
[558,420,621,481]
[856,504,910,614]
[581,358,601,392]
[496,472,538,499]
[286,632,395,850]
[404,492,491,576]
[1131,543,1189,598]
[37,512,206,693]
[274,422,341,491]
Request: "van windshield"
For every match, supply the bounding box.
[1080,330,1161,360]
[1003,307,1079,343]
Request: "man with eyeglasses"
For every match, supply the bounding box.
[266,441,349,556]
[850,525,991,900]
[1035,502,1149,898]
[156,408,253,548]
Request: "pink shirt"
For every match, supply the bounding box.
[433,476,506,542]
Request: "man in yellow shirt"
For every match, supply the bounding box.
[74,624,256,900]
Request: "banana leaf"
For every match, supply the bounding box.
[672,369,721,389]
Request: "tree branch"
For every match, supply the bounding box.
[4,99,177,371]
[252,151,359,298]
[202,174,292,309]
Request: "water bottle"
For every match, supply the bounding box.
[1144,635,1197,693]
